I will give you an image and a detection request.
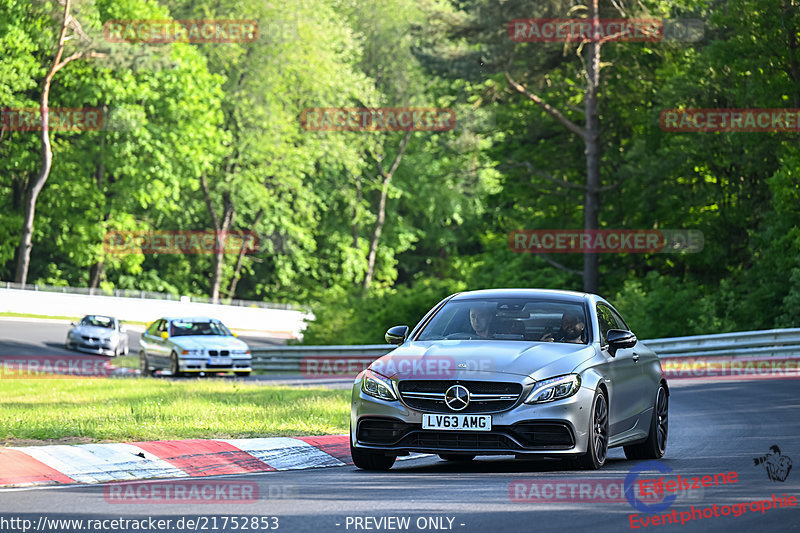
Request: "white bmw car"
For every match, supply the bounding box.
[139,316,252,377]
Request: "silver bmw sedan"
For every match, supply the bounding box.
[350,289,668,471]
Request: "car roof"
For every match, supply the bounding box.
[450,288,591,302]
[159,316,221,322]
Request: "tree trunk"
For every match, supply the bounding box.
[228,209,263,299]
[14,0,91,285]
[583,0,601,294]
[201,172,234,304]
[363,131,411,291]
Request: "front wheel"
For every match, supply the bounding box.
[575,389,609,470]
[624,384,668,460]
[235,371,251,378]
[170,352,183,377]
[139,351,154,377]
[350,442,396,471]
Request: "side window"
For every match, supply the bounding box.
[146,320,161,336]
[596,305,616,346]
[609,307,630,332]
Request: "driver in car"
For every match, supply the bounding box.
[469,304,496,339]
[541,312,585,343]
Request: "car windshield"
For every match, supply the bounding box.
[79,315,114,329]
[416,298,588,344]
[170,320,231,337]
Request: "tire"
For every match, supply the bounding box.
[350,442,396,471]
[139,351,153,377]
[624,384,668,460]
[575,389,609,470]
[235,372,251,378]
[439,454,476,462]
[123,341,129,356]
[170,352,183,377]
[114,344,121,357]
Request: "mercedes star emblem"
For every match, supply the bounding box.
[444,384,470,411]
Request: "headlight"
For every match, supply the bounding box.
[181,349,203,356]
[524,374,581,404]
[231,350,250,355]
[361,369,398,401]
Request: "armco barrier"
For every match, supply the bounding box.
[250,329,800,372]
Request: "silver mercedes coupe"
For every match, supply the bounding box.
[350,289,668,470]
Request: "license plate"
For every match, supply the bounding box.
[422,414,492,431]
[208,357,230,365]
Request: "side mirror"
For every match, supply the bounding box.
[385,325,409,345]
[70,322,77,326]
[607,329,637,356]
[160,331,169,340]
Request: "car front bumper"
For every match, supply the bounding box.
[350,380,595,457]
[177,356,252,373]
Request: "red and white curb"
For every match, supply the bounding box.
[0,435,352,487]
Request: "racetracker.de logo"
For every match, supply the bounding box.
[509,18,662,42]
[0,356,112,379]
[300,108,456,131]
[1,108,104,132]
[104,480,258,504]
[103,20,258,43]
[662,357,800,381]
[104,230,259,255]
[300,355,494,379]
[509,230,703,254]
[660,108,800,132]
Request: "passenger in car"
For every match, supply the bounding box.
[541,312,585,343]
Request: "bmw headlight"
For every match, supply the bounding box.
[181,349,204,356]
[361,369,398,401]
[231,349,250,355]
[525,374,581,404]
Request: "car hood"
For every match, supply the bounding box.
[369,340,596,380]
[170,336,249,351]
[72,325,116,338]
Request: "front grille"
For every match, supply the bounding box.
[401,431,516,450]
[208,350,231,356]
[398,380,523,413]
[81,336,100,341]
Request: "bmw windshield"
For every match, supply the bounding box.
[170,320,232,337]
[416,299,589,344]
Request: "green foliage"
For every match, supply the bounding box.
[0,0,798,342]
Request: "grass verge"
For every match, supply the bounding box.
[0,378,350,444]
